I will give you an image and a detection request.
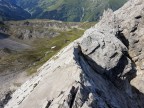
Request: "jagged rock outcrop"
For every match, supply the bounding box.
[4,0,144,108]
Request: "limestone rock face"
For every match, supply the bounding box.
[4,0,144,108]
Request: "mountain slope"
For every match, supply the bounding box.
[4,0,144,108]
[0,0,31,21]
[0,20,94,105]
[16,0,128,21]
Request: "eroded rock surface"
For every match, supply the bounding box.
[4,0,144,108]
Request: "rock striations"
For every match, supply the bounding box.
[4,0,144,108]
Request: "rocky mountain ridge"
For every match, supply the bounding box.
[3,0,144,108]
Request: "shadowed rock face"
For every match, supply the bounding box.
[3,0,144,108]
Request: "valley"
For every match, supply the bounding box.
[0,0,127,21]
[15,0,127,21]
[0,19,94,104]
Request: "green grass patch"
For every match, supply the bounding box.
[0,21,94,75]
[26,28,85,75]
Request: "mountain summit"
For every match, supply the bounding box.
[4,0,144,108]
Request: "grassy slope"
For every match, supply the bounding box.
[27,22,95,75]
[27,28,85,75]
[16,0,128,21]
[0,20,94,75]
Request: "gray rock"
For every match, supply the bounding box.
[4,0,144,108]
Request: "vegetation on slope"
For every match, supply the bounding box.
[0,20,94,75]
[16,0,128,22]
[26,28,85,75]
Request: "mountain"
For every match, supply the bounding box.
[0,19,93,105]
[3,0,144,107]
[0,0,31,21]
[0,0,128,21]
[15,0,128,21]
[4,0,17,4]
